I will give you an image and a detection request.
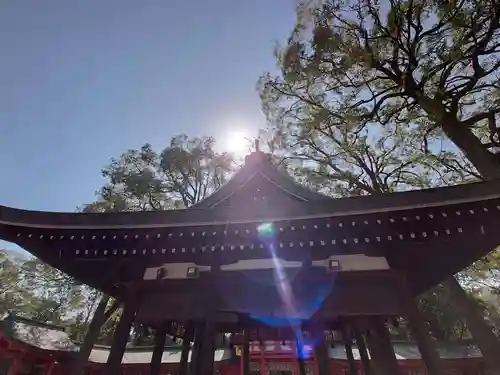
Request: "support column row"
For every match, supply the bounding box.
[84,273,446,375]
[309,275,446,375]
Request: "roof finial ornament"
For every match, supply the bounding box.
[255,139,260,153]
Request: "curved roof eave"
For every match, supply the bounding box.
[1,179,500,230]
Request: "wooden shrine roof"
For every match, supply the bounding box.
[1,151,500,230]
[2,150,500,300]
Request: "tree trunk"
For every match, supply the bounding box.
[70,295,112,375]
[443,277,500,375]
[402,287,445,375]
[439,117,500,375]
[441,120,500,180]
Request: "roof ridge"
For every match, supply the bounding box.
[191,151,333,208]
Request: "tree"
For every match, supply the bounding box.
[0,251,31,315]
[258,105,476,197]
[159,135,235,207]
[259,1,500,372]
[418,284,469,340]
[19,259,85,324]
[259,62,472,330]
[83,135,235,213]
[268,0,500,179]
[258,98,476,374]
[260,117,459,375]
[0,251,90,325]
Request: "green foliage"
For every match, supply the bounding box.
[261,0,500,178]
[0,250,96,328]
[68,290,107,342]
[259,114,477,197]
[82,135,235,212]
[418,284,469,340]
[0,251,30,314]
[257,0,500,341]
[19,259,84,323]
[97,307,123,345]
[258,1,484,196]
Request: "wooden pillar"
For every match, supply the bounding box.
[105,301,136,375]
[295,339,306,375]
[239,345,244,375]
[310,322,330,375]
[366,317,402,375]
[198,318,216,375]
[7,358,21,375]
[259,341,266,375]
[190,324,203,375]
[400,278,445,375]
[242,329,250,375]
[341,327,357,375]
[150,323,168,375]
[197,266,220,375]
[344,343,357,375]
[45,360,56,375]
[365,330,383,375]
[353,327,371,375]
[179,324,194,375]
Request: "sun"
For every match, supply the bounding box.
[224,131,251,155]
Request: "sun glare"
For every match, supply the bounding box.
[224,131,251,155]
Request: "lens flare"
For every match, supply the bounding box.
[257,223,305,358]
[228,221,337,356]
[257,222,275,238]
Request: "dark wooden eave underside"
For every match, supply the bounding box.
[134,271,404,324]
[6,218,499,305]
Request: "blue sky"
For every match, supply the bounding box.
[0,0,296,251]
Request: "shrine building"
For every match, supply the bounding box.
[0,314,485,375]
[1,146,500,375]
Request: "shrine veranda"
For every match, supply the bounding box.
[1,149,500,375]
